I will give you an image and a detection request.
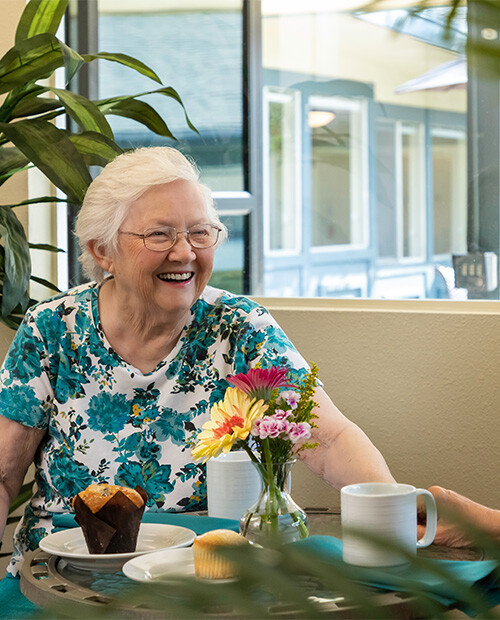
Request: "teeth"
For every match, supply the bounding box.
[158,272,193,281]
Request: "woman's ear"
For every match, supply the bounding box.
[87,240,114,274]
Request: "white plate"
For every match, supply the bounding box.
[39,523,196,571]
[123,547,234,583]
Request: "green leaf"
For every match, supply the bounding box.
[69,131,123,167]
[15,0,68,42]
[4,196,67,209]
[83,52,162,84]
[98,86,198,135]
[50,88,114,138]
[0,163,32,187]
[0,119,92,204]
[8,480,35,514]
[105,99,176,139]
[0,33,84,95]
[30,274,60,293]
[0,206,31,317]
[0,146,30,177]
[9,95,62,121]
[0,312,23,330]
[29,242,64,253]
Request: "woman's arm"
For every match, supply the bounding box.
[0,416,45,545]
[297,387,396,488]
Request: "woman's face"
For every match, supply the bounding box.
[104,179,215,318]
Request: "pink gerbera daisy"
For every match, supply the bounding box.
[227,366,295,401]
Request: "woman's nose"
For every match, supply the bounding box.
[167,232,196,260]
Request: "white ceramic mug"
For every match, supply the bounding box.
[341,482,437,567]
[207,451,261,520]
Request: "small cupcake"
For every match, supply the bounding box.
[193,529,248,579]
[73,483,147,554]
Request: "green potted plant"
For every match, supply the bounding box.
[0,0,195,330]
[0,0,196,547]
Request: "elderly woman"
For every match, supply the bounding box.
[0,147,394,577]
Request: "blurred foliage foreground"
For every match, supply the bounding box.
[32,508,500,620]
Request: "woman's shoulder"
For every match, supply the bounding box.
[25,281,99,320]
[199,286,268,317]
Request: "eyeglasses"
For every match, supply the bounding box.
[118,224,221,252]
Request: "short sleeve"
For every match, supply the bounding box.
[0,313,52,429]
[233,303,318,385]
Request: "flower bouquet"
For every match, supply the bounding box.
[192,364,319,544]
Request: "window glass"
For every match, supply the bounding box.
[376,121,397,259]
[432,128,467,256]
[262,1,470,299]
[97,0,244,192]
[209,213,248,294]
[263,87,301,254]
[401,122,425,260]
[310,97,368,248]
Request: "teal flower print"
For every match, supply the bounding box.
[0,384,46,427]
[116,461,174,506]
[262,325,295,353]
[149,408,191,446]
[3,323,44,383]
[48,453,94,501]
[87,392,130,433]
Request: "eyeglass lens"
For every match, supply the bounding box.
[144,225,219,250]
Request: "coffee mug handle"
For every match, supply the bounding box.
[415,488,437,548]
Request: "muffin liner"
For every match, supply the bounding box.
[193,546,237,579]
[74,486,148,554]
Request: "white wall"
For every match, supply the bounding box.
[256,298,500,511]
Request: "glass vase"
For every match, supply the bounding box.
[239,459,309,545]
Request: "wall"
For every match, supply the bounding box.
[255,297,500,512]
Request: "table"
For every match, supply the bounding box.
[18,509,487,619]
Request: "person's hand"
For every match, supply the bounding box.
[417,485,500,547]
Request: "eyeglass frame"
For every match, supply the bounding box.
[118,224,222,252]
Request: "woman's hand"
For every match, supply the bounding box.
[0,416,45,544]
[417,485,500,547]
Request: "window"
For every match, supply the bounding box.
[310,96,368,250]
[69,2,500,301]
[97,0,245,192]
[377,119,427,263]
[263,87,301,255]
[431,127,467,257]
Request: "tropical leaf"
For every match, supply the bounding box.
[104,99,176,139]
[50,88,114,138]
[0,206,31,317]
[0,146,30,177]
[69,131,123,167]
[8,480,35,514]
[83,52,162,84]
[0,33,84,95]
[29,242,64,252]
[0,164,32,187]
[5,196,67,209]
[0,119,92,204]
[15,0,68,42]
[30,274,60,293]
[98,86,198,135]
[9,95,62,121]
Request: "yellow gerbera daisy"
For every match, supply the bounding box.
[191,387,268,462]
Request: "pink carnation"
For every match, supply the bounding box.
[281,391,300,410]
[274,409,291,420]
[251,418,262,436]
[260,418,282,439]
[287,422,311,443]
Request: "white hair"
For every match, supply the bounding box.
[75,147,228,281]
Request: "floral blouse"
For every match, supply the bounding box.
[0,281,310,575]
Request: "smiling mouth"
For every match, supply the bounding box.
[157,272,194,282]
